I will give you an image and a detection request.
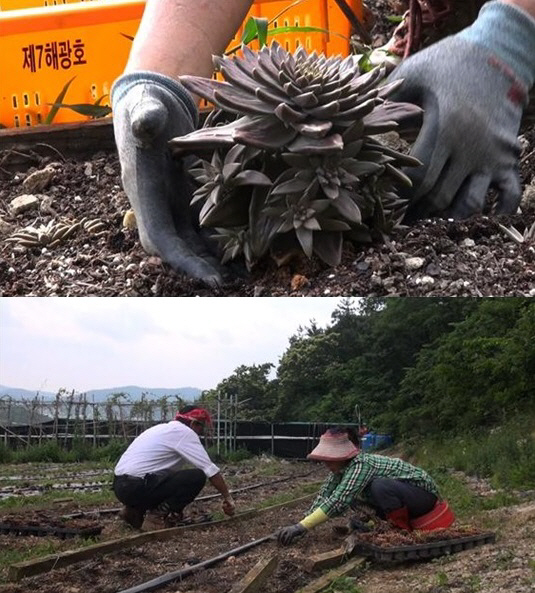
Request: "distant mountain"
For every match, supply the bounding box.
[85,386,201,402]
[0,386,56,400]
[0,384,201,402]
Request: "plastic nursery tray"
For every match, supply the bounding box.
[355,532,496,562]
[0,522,103,539]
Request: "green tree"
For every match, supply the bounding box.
[394,299,534,436]
[215,363,276,420]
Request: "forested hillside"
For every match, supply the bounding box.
[200,298,534,439]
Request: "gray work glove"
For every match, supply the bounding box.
[112,72,225,287]
[277,523,308,546]
[387,1,535,221]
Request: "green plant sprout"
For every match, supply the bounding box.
[226,0,345,54]
[45,76,112,125]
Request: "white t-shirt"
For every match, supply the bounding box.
[114,420,220,479]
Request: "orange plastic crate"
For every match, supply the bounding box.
[0,0,100,9]
[0,0,363,128]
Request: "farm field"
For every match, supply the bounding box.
[0,456,533,593]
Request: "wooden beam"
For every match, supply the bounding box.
[228,554,279,593]
[0,120,116,172]
[0,109,217,172]
[295,557,366,593]
[9,492,316,581]
[304,547,348,573]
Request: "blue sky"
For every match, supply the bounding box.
[0,297,359,393]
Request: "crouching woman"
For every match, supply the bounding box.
[278,426,454,545]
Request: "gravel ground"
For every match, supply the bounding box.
[0,144,533,297]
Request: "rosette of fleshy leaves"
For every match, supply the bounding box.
[170,41,422,268]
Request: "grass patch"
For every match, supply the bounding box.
[428,468,520,521]
[408,413,535,491]
[254,458,291,477]
[0,484,116,512]
[0,441,127,465]
[0,540,61,584]
[0,535,104,584]
[258,482,320,509]
[324,577,362,592]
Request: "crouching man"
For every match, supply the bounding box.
[113,405,235,531]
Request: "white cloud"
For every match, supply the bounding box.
[0,297,359,393]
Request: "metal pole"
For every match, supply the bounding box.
[224,395,229,455]
[216,396,221,456]
[354,404,361,433]
[228,394,233,453]
[233,392,238,452]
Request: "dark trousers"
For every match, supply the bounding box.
[113,468,206,513]
[364,478,437,519]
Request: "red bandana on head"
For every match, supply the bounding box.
[175,408,213,428]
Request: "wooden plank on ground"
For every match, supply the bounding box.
[296,557,366,593]
[228,554,279,593]
[0,109,217,171]
[9,492,317,581]
[305,547,347,572]
[0,120,115,171]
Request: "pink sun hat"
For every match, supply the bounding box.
[307,429,359,461]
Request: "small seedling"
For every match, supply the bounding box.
[436,571,449,586]
[325,576,362,593]
[45,77,112,125]
[498,221,535,244]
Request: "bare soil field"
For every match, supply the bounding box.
[0,458,533,593]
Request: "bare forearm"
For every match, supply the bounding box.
[126,0,254,78]
[209,472,231,499]
[503,0,535,18]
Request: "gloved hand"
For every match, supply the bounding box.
[222,496,235,517]
[112,72,226,287]
[387,1,535,221]
[348,517,373,533]
[277,523,308,546]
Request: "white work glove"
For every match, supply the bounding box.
[387,1,535,220]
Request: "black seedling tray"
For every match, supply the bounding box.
[0,522,102,539]
[356,532,496,562]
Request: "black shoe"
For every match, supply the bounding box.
[119,506,145,529]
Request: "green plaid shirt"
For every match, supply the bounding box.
[310,453,440,518]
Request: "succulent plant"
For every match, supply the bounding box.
[5,217,105,249]
[170,41,422,269]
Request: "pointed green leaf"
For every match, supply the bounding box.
[256,17,269,48]
[47,103,112,118]
[45,76,76,124]
[331,193,362,223]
